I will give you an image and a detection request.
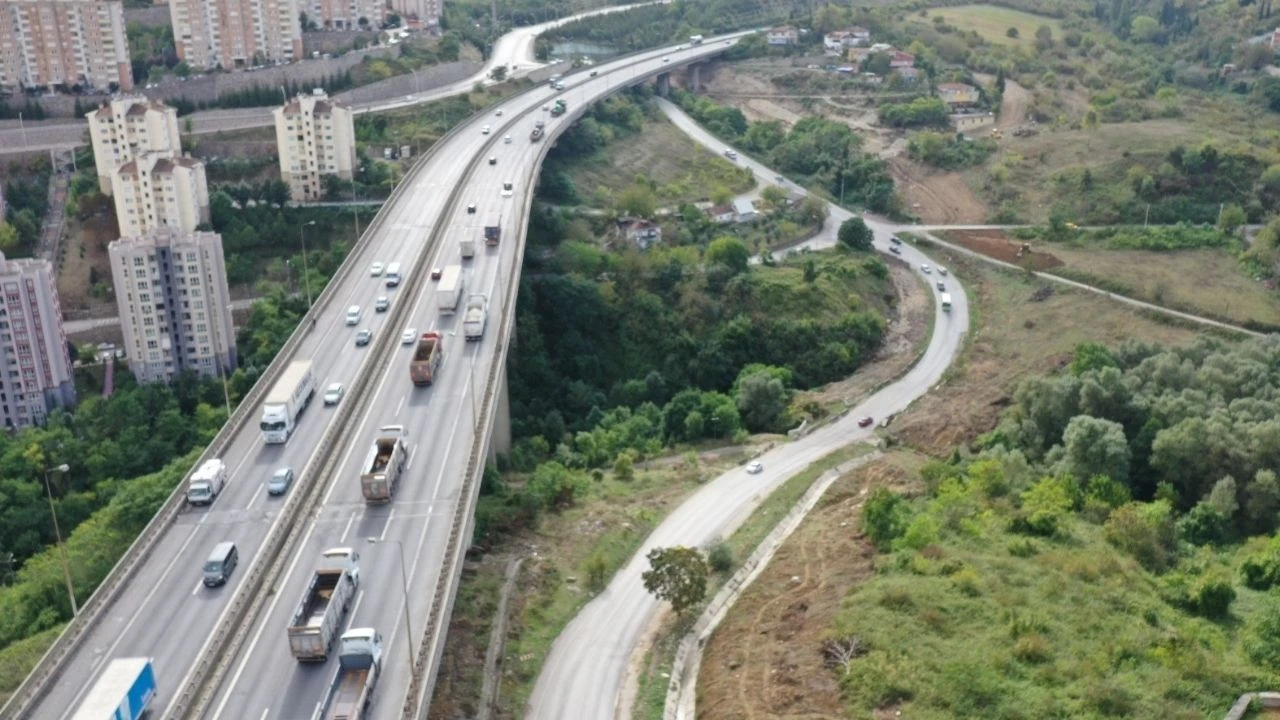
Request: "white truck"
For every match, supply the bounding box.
[360,426,408,503]
[72,657,156,720]
[459,234,476,259]
[186,458,227,506]
[318,629,383,720]
[259,360,316,444]
[463,294,488,341]
[288,548,361,662]
[941,293,953,312]
[436,265,464,314]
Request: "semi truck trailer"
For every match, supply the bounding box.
[259,360,316,444]
[287,548,360,662]
[71,657,156,720]
[436,265,463,313]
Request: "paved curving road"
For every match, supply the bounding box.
[0,2,661,153]
[527,100,972,720]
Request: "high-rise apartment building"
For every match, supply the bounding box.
[0,251,75,429]
[305,0,383,30]
[169,0,302,71]
[88,95,183,195]
[110,152,210,238]
[109,227,236,384]
[0,0,133,91]
[273,90,356,202]
[389,0,439,30]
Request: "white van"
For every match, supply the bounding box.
[187,458,227,506]
[384,262,402,287]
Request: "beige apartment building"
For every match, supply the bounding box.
[88,95,183,194]
[109,227,236,384]
[0,251,75,429]
[305,0,383,30]
[169,0,302,71]
[273,90,355,202]
[0,0,133,91]
[389,0,439,29]
[110,152,210,238]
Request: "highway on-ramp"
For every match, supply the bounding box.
[527,108,972,720]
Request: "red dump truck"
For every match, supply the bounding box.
[409,331,443,386]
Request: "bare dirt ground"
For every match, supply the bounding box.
[941,229,1064,271]
[697,454,922,720]
[890,158,988,224]
[972,73,1031,129]
[58,212,117,319]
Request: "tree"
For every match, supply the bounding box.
[1059,415,1130,486]
[837,217,874,251]
[1069,342,1116,376]
[759,185,788,212]
[490,65,507,82]
[710,185,733,206]
[1130,15,1161,43]
[641,546,708,614]
[1103,501,1177,571]
[612,452,634,482]
[1005,27,1020,38]
[1033,25,1054,51]
[1219,203,1246,234]
[705,237,749,275]
[735,371,788,432]
[0,223,18,254]
[1244,469,1280,536]
[618,183,657,218]
[862,488,908,550]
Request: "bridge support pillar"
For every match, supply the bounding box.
[488,361,512,462]
[655,72,670,97]
[689,63,701,93]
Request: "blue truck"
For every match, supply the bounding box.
[72,657,156,720]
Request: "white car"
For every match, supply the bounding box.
[495,108,504,116]
[504,135,512,144]
[345,305,362,325]
[939,268,949,276]
[482,125,491,135]
[920,264,932,274]
[401,328,417,344]
[746,461,763,474]
[323,382,345,406]
[370,261,384,276]
[501,182,513,197]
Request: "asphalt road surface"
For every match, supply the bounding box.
[526,106,972,720]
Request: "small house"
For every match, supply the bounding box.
[707,204,735,224]
[937,82,979,107]
[618,218,662,249]
[889,50,915,69]
[732,198,757,223]
[767,26,799,46]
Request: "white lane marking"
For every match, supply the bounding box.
[339,513,356,544]
[346,589,365,629]
[57,524,204,719]
[258,708,270,720]
[395,395,405,417]
[247,483,265,509]
[191,579,205,596]
[379,509,395,541]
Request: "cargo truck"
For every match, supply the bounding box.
[437,265,463,313]
[530,119,545,142]
[259,360,316,444]
[409,331,444,386]
[288,548,360,662]
[690,34,704,44]
[941,293,953,312]
[483,214,502,246]
[550,99,567,116]
[361,427,408,502]
[459,234,476,259]
[72,657,156,720]
[317,629,383,720]
[186,458,227,506]
[463,294,488,342]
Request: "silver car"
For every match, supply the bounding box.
[323,382,345,405]
[267,467,295,496]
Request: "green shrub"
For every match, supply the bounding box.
[708,543,733,573]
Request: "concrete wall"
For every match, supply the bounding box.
[302,31,382,56]
[333,60,482,104]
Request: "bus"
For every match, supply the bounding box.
[940,293,952,312]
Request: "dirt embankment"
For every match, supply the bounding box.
[941,229,1063,271]
[889,158,988,225]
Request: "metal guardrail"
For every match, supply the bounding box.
[397,38,745,719]
[167,101,488,718]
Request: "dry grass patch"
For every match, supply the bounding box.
[912,5,1063,49]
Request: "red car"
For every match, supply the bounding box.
[431,267,442,280]
[858,416,874,428]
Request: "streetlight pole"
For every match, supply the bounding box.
[299,220,316,307]
[42,464,77,616]
[367,538,415,672]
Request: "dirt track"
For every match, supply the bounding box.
[940,229,1063,270]
[889,158,988,225]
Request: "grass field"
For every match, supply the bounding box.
[914,4,1063,49]
[562,115,755,208]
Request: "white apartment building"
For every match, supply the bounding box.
[389,0,439,30]
[305,0,384,30]
[0,0,133,91]
[0,251,75,429]
[273,90,356,202]
[109,227,236,384]
[168,0,302,71]
[110,153,210,238]
[89,96,183,195]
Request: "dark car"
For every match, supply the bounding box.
[355,328,372,347]
[267,466,295,495]
[858,416,874,428]
[467,204,476,214]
